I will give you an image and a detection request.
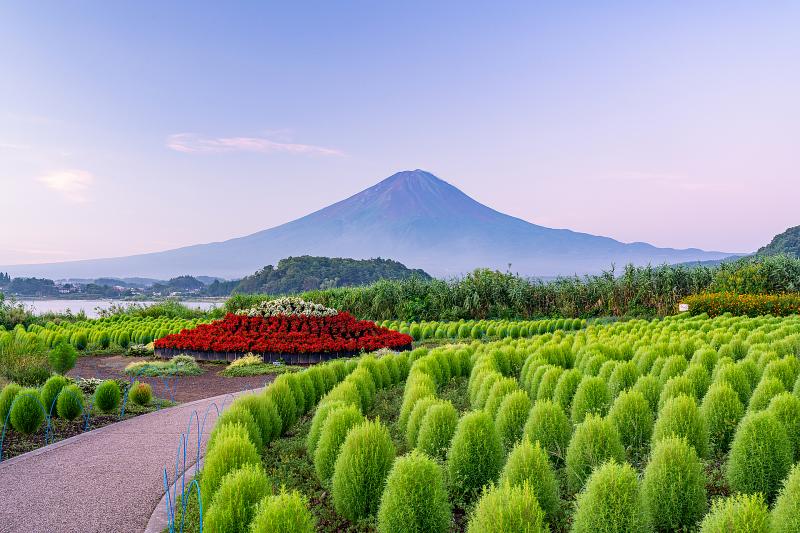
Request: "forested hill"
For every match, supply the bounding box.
[758,225,800,257]
[205,256,431,296]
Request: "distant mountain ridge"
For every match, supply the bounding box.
[758,225,800,257]
[1,170,734,278]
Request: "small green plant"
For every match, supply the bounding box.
[768,392,800,460]
[203,463,270,533]
[499,438,559,522]
[466,481,547,533]
[447,410,505,503]
[9,388,45,435]
[607,361,639,398]
[494,389,531,451]
[377,450,451,533]
[264,379,297,431]
[128,381,152,407]
[332,419,396,521]
[56,384,84,420]
[713,363,752,406]
[235,393,280,446]
[747,376,785,412]
[484,377,519,417]
[607,389,653,453]
[405,396,438,448]
[699,493,769,533]
[40,375,68,415]
[701,381,744,455]
[93,380,121,413]
[306,400,347,456]
[571,376,610,424]
[416,401,458,461]
[565,414,625,493]
[200,432,260,506]
[523,399,572,465]
[572,460,650,533]
[658,375,696,411]
[249,488,316,533]
[0,383,21,423]
[552,368,582,411]
[641,436,707,531]
[771,463,800,533]
[726,410,792,502]
[631,374,662,414]
[48,341,77,375]
[213,403,263,453]
[652,394,708,458]
[314,404,364,486]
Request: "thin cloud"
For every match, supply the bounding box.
[38,170,94,202]
[166,133,344,157]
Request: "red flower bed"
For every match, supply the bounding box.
[154,312,413,355]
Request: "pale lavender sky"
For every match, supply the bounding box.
[1,2,798,265]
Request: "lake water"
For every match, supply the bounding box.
[15,299,223,318]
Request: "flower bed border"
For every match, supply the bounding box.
[154,344,412,365]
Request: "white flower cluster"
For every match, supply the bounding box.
[236,297,339,318]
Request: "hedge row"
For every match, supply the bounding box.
[684,292,800,318]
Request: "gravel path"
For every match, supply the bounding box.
[0,388,263,533]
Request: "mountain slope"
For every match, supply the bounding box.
[2,170,734,278]
[757,225,800,257]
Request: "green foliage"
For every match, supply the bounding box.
[499,439,559,521]
[56,384,84,420]
[405,396,438,448]
[264,379,297,432]
[212,404,263,452]
[495,389,531,451]
[747,376,784,412]
[201,432,261,506]
[572,460,650,533]
[93,380,121,413]
[565,414,625,492]
[701,382,744,455]
[771,463,800,533]
[571,376,610,424]
[0,383,21,423]
[631,374,661,414]
[523,399,572,465]
[236,393,280,445]
[466,481,547,533]
[203,464,270,533]
[416,401,458,461]
[699,493,769,533]
[128,381,152,406]
[714,362,752,405]
[9,388,45,435]
[447,410,505,503]
[726,410,793,502]
[314,404,364,486]
[641,437,707,531]
[40,375,68,415]
[658,375,696,412]
[249,488,316,533]
[484,377,519,418]
[652,394,709,458]
[306,400,347,457]
[607,361,639,398]
[332,419,396,521]
[552,368,582,411]
[768,392,800,460]
[377,450,451,533]
[47,341,77,375]
[607,390,653,452]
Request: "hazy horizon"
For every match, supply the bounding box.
[2,2,798,266]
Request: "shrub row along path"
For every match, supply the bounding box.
[0,365,274,532]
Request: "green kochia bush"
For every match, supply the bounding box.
[377,450,451,533]
[0,383,21,424]
[699,493,769,533]
[572,460,650,533]
[447,410,505,503]
[203,463,270,533]
[714,363,752,406]
[652,394,708,458]
[40,375,68,415]
[499,439,559,522]
[658,375,696,412]
[768,392,800,460]
[631,375,662,414]
[771,463,800,533]
[552,368,582,411]
[466,481,547,533]
[48,341,77,374]
[416,401,458,461]
[607,390,653,453]
[523,399,572,465]
[213,403,263,453]
[484,377,519,418]
[494,390,531,451]
[747,376,784,412]
[701,382,744,455]
[236,393,280,446]
[406,396,438,448]
[726,410,792,502]
[571,376,610,424]
[264,379,297,432]
[641,437,707,531]
[9,388,45,435]
[56,384,84,420]
[565,414,625,493]
[307,400,347,457]
[128,381,152,407]
[93,380,121,413]
[607,361,639,398]
[332,419,396,521]
[249,488,316,533]
[200,432,261,506]
[314,404,364,486]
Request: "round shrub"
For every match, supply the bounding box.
[332,419,396,521]
[771,463,800,533]
[323,381,361,413]
[447,410,505,503]
[499,438,559,521]
[466,481,547,533]
[484,377,519,418]
[691,347,718,373]
[307,400,347,456]
[714,363,752,406]
[523,399,572,465]
[314,404,364,486]
[0,383,21,425]
[40,375,68,415]
[768,392,800,460]
[701,382,744,455]
[250,488,316,533]
[93,380,121,413]
[56,384,84,420]
[213,403,263,452]
[572,460,650,533]
[206,422,250,456]
[377,450,451,533]
[659,354,688,383]
[659,374,696,412]
[598,360,618,382]
[726,410,792,502]
[571,376,610,424]
[236,393,280,445]
[607,390,653,452]
[48,341,77,375]
[128,381,152,407]
[264,379,297,431]
[475,371,502,409]
[406,396,438,448]
[9,388,45,435]
[652,394,708,458]
[632,374,662,414]
[535,367,564,401]
[495,390,531,451]
[608,361,639,398]
[399,383,435,430]
[747,376,784,412]
[282,373,307,414]
[684,363,710,398]
[565,414,625,492]
[699,493,769,533]
[297,371,317,407]
[203,463,270,533]
[201,432,261,505]
[641,436,707,531]
[552,368,582,411]
[416,401,458,461]
[348,368,376,411]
